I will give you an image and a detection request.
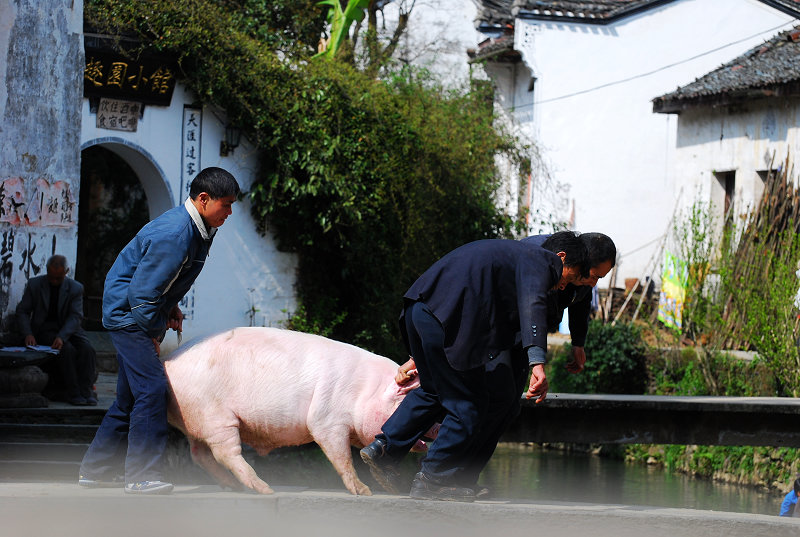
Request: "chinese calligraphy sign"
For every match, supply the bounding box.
[84,48,177,106]
[96,98,140,132]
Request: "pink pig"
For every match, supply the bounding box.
[164,326,425,495]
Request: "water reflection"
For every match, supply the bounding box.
[482,444,782,516]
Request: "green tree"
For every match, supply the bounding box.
[85,0,530,357]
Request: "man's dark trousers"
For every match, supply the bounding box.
[461,347,529,486]
[79,326,168,483]
[377,301,487,483]
[37,328,96,400]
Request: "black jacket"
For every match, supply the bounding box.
[401,239,562,371]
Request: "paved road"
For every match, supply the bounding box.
[1,481,798,537]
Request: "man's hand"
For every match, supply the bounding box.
[24,335,36,347]
[167,305,184,332]
[395,357,417,385]
[526,364,549,403]
[51,337,64,351]
[566,346,586,374]
[395,357,419,394]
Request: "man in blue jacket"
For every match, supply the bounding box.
[78,167,239,495]
[361,231,587,501]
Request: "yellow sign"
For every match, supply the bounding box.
[658,251,687,331]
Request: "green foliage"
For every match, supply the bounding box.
[315,0,369,59]
[625,443,800,492]
[648,348,776,396]
[669,179,800,395]
[669,200,718,340]
[549,321,648,394]
[85,0,528,357]
[718,230,800,395]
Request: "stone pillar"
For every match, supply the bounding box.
[0,1,84,405]
[0,0,84,334]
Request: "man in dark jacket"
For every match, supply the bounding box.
[79,167,239,495]
[460,231,617,493]
[361,231,588,501]
[16,254,96,405]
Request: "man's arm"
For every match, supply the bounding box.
[566,287,592,374]
[516,248,561,403]
[128,235,190,338]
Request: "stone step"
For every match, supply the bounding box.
[86,331,117,373]
[0,442,89,461]
[0,459,80,480]
[0,423,99,443]
[0,408,105,425]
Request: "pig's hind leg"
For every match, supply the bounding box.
[312,427,372,496]
[205,424,274,495]
[188,439,243,491]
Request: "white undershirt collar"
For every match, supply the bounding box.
[184,198,217,241]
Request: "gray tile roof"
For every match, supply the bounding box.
[653,25,800,113]
[511,0,672,23]
[475,0,800,27]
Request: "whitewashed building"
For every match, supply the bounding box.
[653,25,800,228]
[471,0,800,284]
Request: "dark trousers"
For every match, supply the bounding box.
[378,301,487,483]
[461,346,529,486]
[37,330,96,400]
[80,326,169,483]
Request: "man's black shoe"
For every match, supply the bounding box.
[409,472,476,502]
[359,439,401,494]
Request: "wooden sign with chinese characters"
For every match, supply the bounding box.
[96,98,140,132]
[178,106,202,320]
[84,48,177,106]
[180,106,202,201]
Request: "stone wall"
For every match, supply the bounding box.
[0,0,84,335]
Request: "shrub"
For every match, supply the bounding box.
[549,320,648,394]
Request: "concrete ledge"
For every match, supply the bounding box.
[0,483,797,537]
[507,393,800,446]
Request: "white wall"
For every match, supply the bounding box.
[511,0,797,285]
[81,83,297,350]
[379,0,479,87]
[673,98,800,221]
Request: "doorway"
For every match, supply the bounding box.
[76,146,149,329]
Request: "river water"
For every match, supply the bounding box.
[252,442,784,516]
[480,444,783,516]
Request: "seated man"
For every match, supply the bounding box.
[16,255,97,405]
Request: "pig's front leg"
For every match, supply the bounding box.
[206,423,274,495]
[189,439,243,491]
[313,426,372,496]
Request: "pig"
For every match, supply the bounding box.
[164,326,425,496]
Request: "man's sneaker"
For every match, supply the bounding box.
[124,481,174,495]
[78,474,124,488]
[409,472,475,502]
[359,439,401,494]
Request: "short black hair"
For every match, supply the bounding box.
[794,477,800,495]
[581,232,617,269]
[542,230,589,277]
[189,167,240,199]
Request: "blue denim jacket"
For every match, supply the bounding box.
[102,201,211,339]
